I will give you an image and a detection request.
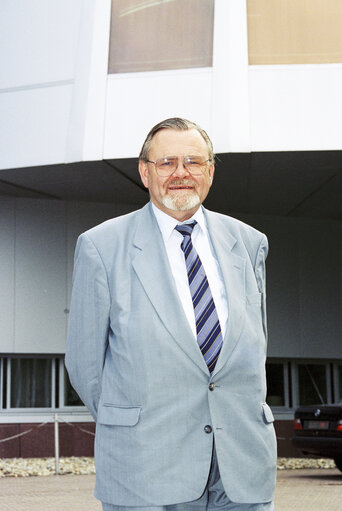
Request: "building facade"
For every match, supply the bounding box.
[0,0,342,457]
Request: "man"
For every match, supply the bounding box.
[66,118,277,511]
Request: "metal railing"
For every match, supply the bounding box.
[0,414,94,474]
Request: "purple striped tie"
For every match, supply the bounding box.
[175,222,223,372]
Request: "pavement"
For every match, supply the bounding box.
[0,469,341,511]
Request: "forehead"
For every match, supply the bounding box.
[149,128,209,158]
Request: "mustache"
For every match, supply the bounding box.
[167,179,196,186]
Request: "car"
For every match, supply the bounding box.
[292,403,342,472]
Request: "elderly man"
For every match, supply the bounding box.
[66,118,277,511]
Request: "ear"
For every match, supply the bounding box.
[208,162,215,186]
[138,160,149,188]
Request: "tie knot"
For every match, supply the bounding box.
[175,221,197,238]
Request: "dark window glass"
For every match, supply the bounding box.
[298,364,327,406]
[64,364,83,406]
[11,358,52,408]
[338,365,342,401]
[1,359,7,408]
[266,363,285,406]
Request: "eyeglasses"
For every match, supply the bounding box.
[146,156,211,177]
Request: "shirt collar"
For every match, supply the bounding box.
[151,202,206,243]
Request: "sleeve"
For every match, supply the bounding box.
[254,234,269,342]
[65,233,111,420]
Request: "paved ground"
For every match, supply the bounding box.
[275,469,342,510]
[0,469,341,510]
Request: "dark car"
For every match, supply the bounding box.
[292,403,342,472]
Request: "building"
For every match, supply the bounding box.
[0,0,341,458]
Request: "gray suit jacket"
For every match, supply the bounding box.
[65,202,277,506]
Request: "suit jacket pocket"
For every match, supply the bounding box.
[246,292,262,306]
[262,403,274,424]
[97,404,141,426]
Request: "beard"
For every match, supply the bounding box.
[161,179,201,211]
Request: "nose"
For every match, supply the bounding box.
[173,158,190,177]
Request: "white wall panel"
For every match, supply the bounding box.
[14,199,67,353]
[103,69,213,159]
[0,85,73,169]
[65,0,112,163]
[211,0,250,152]
[0,200,15,352]
[249,64,342,151]
[0,0,81,89]
[1,1,342,168]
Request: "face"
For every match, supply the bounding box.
[139,128,214,221]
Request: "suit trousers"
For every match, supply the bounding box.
[101,445,274,511]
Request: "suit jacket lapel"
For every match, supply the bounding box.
[132,204,209,374]
[203,209,246,376]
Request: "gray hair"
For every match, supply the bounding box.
[139,117,214,162]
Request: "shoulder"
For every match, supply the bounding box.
[204,208,268,264]
[205,208,265,240]
[86,209,139,236]
[74,207,145,262]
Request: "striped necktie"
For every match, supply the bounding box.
[175,221,223,373]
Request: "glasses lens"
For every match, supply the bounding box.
[184,157,207,175]
[155,157,178,176]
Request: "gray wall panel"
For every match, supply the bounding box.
[298,220,341,358]
[239,214,342,359]
[0,199,15,352]
[263,217,301,358]
[14,199,67,353]
[1,198,341,359]
[66,201,138,306]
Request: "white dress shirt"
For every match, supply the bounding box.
[152,203,228,340]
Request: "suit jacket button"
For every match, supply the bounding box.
[204,425,212,434]
[209,383,215,391]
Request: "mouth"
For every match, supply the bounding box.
[168,185,193,190]
[167,181,195,191]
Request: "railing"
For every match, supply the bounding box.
[0,414,95,475]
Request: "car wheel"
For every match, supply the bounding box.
[334,457,342,472]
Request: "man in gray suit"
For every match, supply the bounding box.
[66,118,277,511]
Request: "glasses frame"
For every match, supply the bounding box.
[146,156,211,177]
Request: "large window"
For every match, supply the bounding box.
[247,0,342,65]
[108,0,215,73]
[0,356,83,411]
[267,360,341,409]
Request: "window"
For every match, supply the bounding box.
[294,363,331,407]
[266,360,342,410]
[108,0,215,73]
[334,363,342,402]
[10,358,53,408]
[61,361,83,407]
[266,362,288,407]
[0,356,84,411]
[247,0,342,65]
[1,356,341,413]
[0,358,4,409]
